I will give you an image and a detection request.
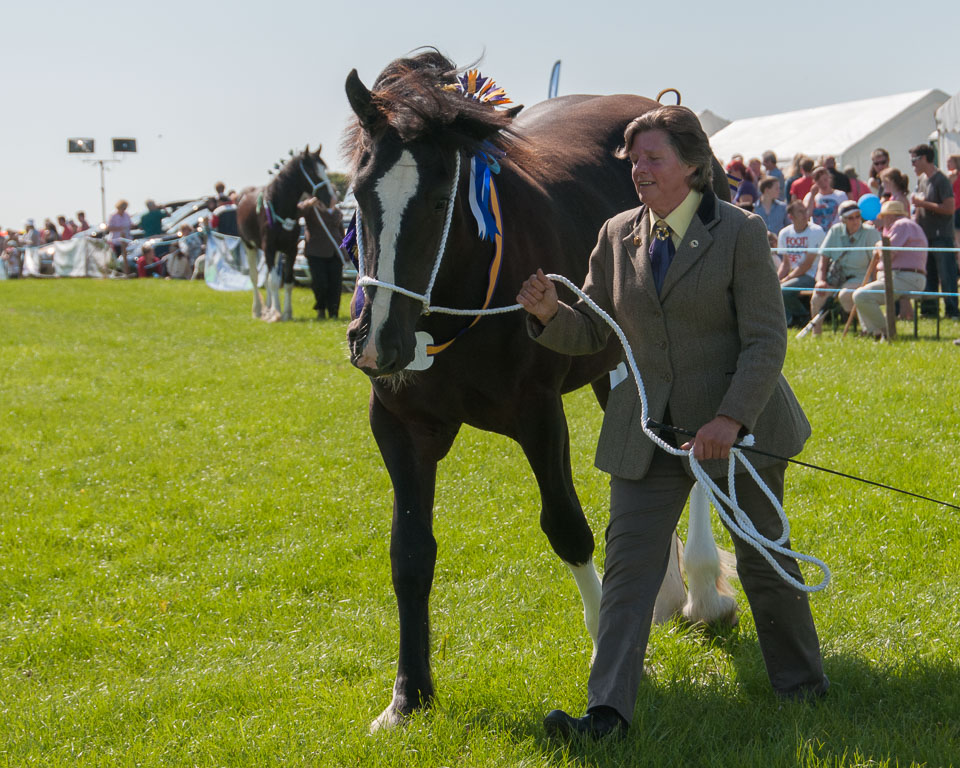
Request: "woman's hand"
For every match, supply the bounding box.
[517,269,559,325]
[680,415,743,461]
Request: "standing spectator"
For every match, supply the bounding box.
[21,220,40,247]
[57,215,76,240]
[783,153,806,204]
[42,219,60,243]
[910,144,957,318]
[755,177,788,235]
[748,157,764,183]
[139,200,164,237]
[946,154,960,250]
[778,201,826,326]
[76,211,91,232]
[107,200,133,272]
[804,167,848,231]
[879,167,911,210]
[789,158,816,202]
[853,200,927,338]
[808,200,881,335]
[821,156,851,194]
[867,148,890,196]
[298,197,346,319]
[762,151,786,199]
[214,182,230,207]
[843,166,871,201]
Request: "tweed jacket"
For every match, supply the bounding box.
[530,190,811,480]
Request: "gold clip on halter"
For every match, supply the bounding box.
[656,88,681,105]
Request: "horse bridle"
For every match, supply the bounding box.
[355,151,461,314]
[300,157,335,200]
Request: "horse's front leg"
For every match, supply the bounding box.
[514,393,603,653]
[281,250,295,322]
[243,242,263,318]
[368,391,459,732]
[263,245,281,322]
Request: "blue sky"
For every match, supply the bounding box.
[3,0,955,229]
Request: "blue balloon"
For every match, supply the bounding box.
[858,194,881,221]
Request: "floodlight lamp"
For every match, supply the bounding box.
[68,138,95,153]
[112,138,137,153]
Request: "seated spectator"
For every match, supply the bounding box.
[137,243,161,278]
[165,239,193,279]
[140,200,165,237]
[76,211,91,232]
[808,200,881,335]
[754,177,788,234]
[853,200,927,338]
[867,148,890,196]
[843,166,871,201]
[804,166,847,231]
[879,167,911,211]
[177,223,205,278]
[778,201,826,326]
[762,150,786,198]
[2,238,21,278]
[789,158,816,202]
[821,155,851,194]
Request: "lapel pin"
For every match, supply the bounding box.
[633,235,641,246]
[690,239,699,248]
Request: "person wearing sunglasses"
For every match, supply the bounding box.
[910,144,957,319]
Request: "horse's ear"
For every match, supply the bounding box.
[346,69,382,132]
[304,144,310,154]
[504,104,524,119]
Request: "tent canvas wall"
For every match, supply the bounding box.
[709,89,950,185]
[936,91,960,164]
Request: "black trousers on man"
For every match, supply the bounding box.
[307,255,343,319]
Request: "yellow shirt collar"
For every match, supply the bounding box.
[648,189,702,247]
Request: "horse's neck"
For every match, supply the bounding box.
[268,173,306,214]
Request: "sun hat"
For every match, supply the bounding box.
[878,200,908,218]
[838,200,861,218]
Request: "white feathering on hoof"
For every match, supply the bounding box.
[566,560,602,658]
[682,483,739,625]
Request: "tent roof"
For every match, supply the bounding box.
[709,89,949,163]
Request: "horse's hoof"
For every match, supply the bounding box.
[369,703,406,733]
[266,311,281,323]
[682,593,739,627]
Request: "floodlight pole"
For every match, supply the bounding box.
[98,159,107,224]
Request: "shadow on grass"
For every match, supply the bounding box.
[501,646,960,768]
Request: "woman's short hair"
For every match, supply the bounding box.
[615,106,714,192]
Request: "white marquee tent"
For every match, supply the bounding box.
[936,91,960,162]
[709,89,950,182]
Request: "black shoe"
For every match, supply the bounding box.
[776,675,830,703]
[543,706,627,741]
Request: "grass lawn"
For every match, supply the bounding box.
[1,279,958,767]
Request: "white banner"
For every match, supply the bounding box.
[203,232,266,292]
[18,238,115,278]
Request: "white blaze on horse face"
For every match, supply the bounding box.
[360,150,420,366]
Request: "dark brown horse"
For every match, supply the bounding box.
[343,52,734,731]
[236,146,336,321]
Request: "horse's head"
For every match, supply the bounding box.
[343,53,518,378]
[299,145,337,207]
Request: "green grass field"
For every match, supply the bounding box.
[1,280,958,767]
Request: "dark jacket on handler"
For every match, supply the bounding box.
[529,190,811,480]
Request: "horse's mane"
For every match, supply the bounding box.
[343,50,534,174]
[268,150,308,198]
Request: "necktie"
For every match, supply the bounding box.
[649,220,675,295]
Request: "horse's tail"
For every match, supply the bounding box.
[680,483,739,625]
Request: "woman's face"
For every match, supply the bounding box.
[872,155,889,172]
[629,129,695,216]
[948,157,958,172]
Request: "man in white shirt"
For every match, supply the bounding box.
[778,201,826,325]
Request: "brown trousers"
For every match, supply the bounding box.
[587,449,826,723]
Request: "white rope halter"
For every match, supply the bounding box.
[355,152,461,313]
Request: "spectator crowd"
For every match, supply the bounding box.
[725,145,959,341]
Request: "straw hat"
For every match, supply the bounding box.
[878,200,908,218]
